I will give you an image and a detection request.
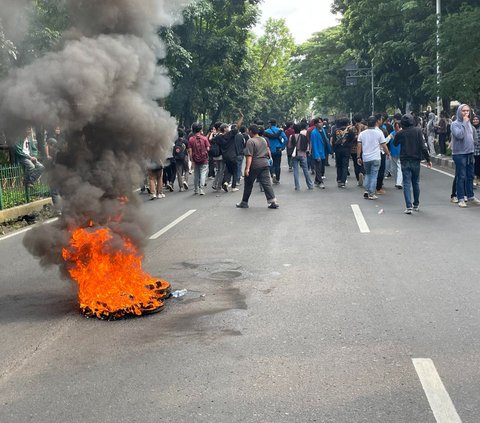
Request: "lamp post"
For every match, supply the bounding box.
[436,0,441,116]
[345,60,377,115]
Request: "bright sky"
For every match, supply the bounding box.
[255,0,340,44]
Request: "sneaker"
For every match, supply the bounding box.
[375,188,386,195]
[458,200,467,208]
[268,202,279,209]
[222,182,229,192]
[179,187,184,192]
[149,194,157,200]
[200,189,205,195]
[231,187,239,192]
[273,179,280,185]
[363,192,369,199]
[467,197,480,205]
[319,182,325,189]
[358,173,364,186]
[338,184,346,188]
[451,196,459,203]
[368,194,378,200]
[236,202,249,208]
[183,181,189,190]
[404,208,412,214]
[413,206,420,212]
[166,183,174,192]
[158,193,166,198]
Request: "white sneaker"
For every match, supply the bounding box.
[231,187,239,192]
[199,189,205,195]
[158,193,165,198]
[468,197,480,205]
[149,194,157,200]
[451,196,458,203]
[458,200,467,208]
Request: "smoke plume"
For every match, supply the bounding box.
[0,0,190,271]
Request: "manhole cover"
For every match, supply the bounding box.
[209,270,243,281]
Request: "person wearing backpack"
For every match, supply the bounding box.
[288,123,313,191]
[173,128,189,191]
[332,117,354,188]
[187,122,210,195]
[264,119,287,184]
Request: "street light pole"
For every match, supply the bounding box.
[436,0,441,116]
[371,59,375,115]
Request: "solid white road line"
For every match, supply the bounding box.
[0,217,59,242]
[423,164,455,178]
[149,209,197,240]
[351,204,370,233]
[412,358,462,423]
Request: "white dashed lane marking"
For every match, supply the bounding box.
[412,358,462,423]
[351,204,370,233]
[149,209,197,240]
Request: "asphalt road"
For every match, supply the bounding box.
[1,159,479,423]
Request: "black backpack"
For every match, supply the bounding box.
[173,139,186,160]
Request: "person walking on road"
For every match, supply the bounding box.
[451,104,480,208]
[393,114,432,214]
[236,124,279,209]
[188,123,210,195]
[288,123,313,191]
[357,116,390,200]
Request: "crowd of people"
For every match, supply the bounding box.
[4,103,480,215]
[152,105,480,213]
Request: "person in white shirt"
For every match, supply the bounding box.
[356,116,390,199]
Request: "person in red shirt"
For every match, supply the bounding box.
[187,123,210,195]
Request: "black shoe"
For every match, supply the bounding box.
[236,202,249,208]
[268,202,279,209]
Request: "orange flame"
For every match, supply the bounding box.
[62,226,170,320]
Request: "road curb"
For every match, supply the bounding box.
[0,198,53,224]
[430,155,454,169]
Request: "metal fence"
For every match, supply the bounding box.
[0,165,51,210]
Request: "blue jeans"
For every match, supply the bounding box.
[453,153,475,200]
[401,159,420,208]
[236,155,243,184]
[292,156,313,190]
[363,160,380,195]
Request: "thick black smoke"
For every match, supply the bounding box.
[0,0,190,270]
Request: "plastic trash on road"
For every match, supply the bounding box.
[171,289,187,298]
[378,209,384,214]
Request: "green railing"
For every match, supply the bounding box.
[0,165,50,210]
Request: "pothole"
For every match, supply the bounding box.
[209,270,243,281]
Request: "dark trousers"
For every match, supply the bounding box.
[351,152,365,180]
[314,158,325,184]
[475,155,480,178]
[335,147,350,184]
[376,154,386,190]
[271,151,282,182]
[242,167,276,204]
[401,159,421,208]
[208,155,215,177]
[438,133,448,155]
[222,159,238,188]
